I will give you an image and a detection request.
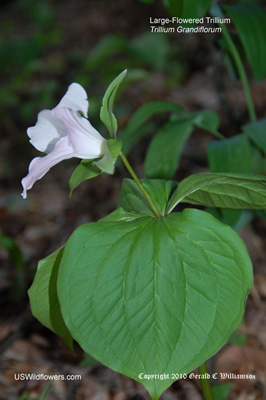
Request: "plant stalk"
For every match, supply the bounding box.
[119,151,161,218]
[210,6,256,123]
[198,362,214,400]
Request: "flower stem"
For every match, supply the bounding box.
[119,151,161,218]
[198,363,214,400]
[210,6,256,123]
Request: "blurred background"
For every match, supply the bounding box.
[0,0,266,399]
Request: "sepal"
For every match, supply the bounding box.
[69,139,122,195]
[100,70,127,138]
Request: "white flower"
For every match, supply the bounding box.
[21,83,106,199]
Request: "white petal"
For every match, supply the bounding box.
[27,110,67,153]
[55,83,89,118]
[21,137,74,199]
[52,107,106,158]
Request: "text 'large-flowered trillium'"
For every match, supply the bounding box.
[21,83,106,198]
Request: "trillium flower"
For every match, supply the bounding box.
[21,83,107,199]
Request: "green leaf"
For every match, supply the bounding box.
[0,233,25,300]
[228,331,247,347]
[208,135,252,174]
[81,35,126,72]
[163,0,182,16]
[120,101,184,155]
[233,210,253,233]
[0,233,24,269]
[130,33,169,70]
[57,209,252,400]
[207,135,252,226]
[168,110,221,138]
[223,4,266,81]
[144,120,193,179]
[190,110,221,138]
[167,173,266,213]
[220,208,242,227]
[28,248,73,350]
[100,70,127,138]
[255,209,266,220]
[79,353,98,367]
[38,383,52,400]
[69,139,122,194]
[100,208,146,223]
[243,118,266,155]
[250,146,266,175]
[164,0,211,19]
[212,384,232,400]
[118,178,178,216]
[127,109,220,172]
[69,160,102,195]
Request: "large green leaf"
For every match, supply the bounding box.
[57,209,252,400]
[120,101,184,155]
[144,120,193,179]
[100,69,127,138]
[28,248,73,349]
[166,173,266,213]
[164,0,211,19]
[207,135,252,226]
[121,106,220,163]
[250,147,266,175]
[189,110,221,138]
[169,110,221,138]
[223,4,266,81]
[243,118,266,156]
[118,178,178,216]
[208,135,252,174]
[144,110,221,180]
[100,208,146,223]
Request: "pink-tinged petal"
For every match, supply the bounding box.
[27,110,67,153]
[55,83,89,118]
[21,137,74,199]
[52,107,106,158]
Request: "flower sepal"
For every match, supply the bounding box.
[100,69,127,138]
[95,139,122,173]
[69,139,122,195]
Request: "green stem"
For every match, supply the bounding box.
[198,363,214,400]
[210,6,256,123]
[119,151,161,218]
